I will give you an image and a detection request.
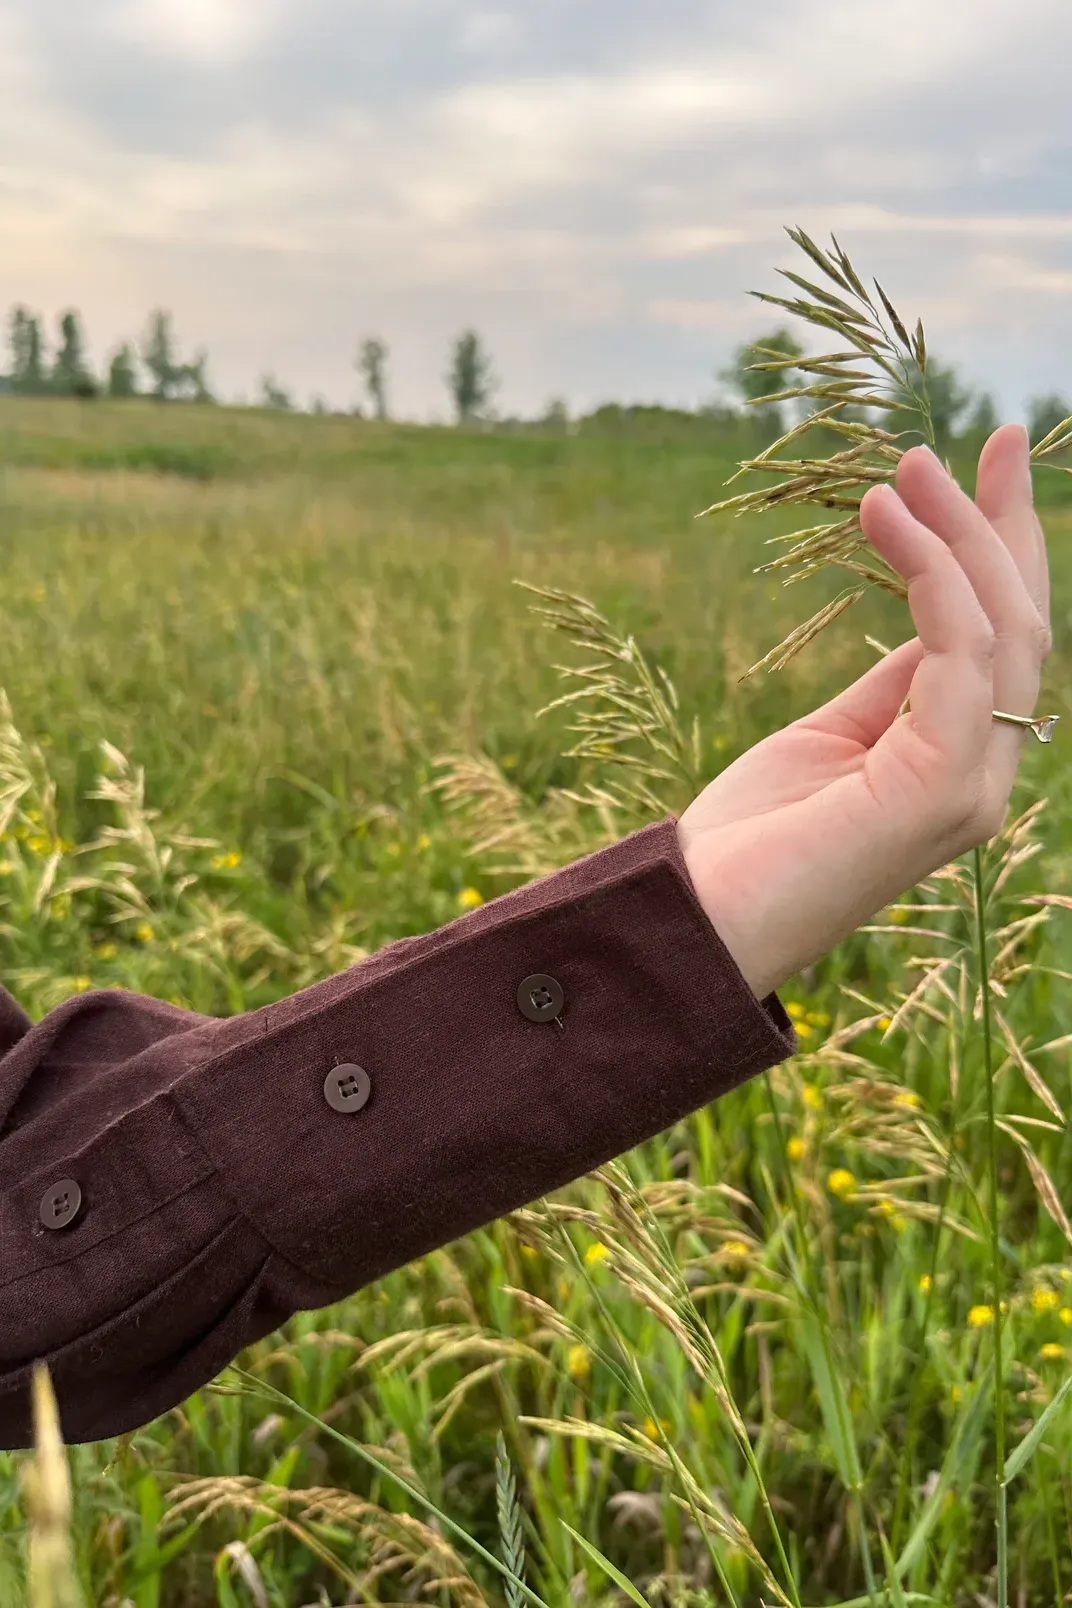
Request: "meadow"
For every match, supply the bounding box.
[2,386,1072,1608]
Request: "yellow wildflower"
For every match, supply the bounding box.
[894,1091,921,1108]
[877,1015,893,1031]
[802,1083,822,1111]
[1060,1308,1072,1327]
[458,887,484,909]
[0,862,11,877]
[795,1021,814,1039]
[1040,1343,1065,1362]
[567,1345,590,1380]
[968,1305,994,1328]
[557,1276,570,1303]
[26,835,52,855]
[1032,1287,1060,1314]
[520,1244,539,1263]
[827,1168,856,1200]
[211,851,242,870]
[720,1239,750,1264]
[95,942,117,960]
[786,1136,805,1162]
[134,923,155,944]
[786,1001,806,1020]
[417,834,431,851]
[919,1275,933,1294]
[642,1416,671,1438]
[806,1009,831,1027]
[584,1241,609,1266]
[951,1384,962,1403]
[72,977,91,993]
[501,755,518,768]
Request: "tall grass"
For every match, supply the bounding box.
[1,237,1071,1605]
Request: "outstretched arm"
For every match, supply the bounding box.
[0,818,795,1450]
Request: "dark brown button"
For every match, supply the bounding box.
[40,1179,82,1231]
[517,974,565,1023]
[323,1063,372,1113]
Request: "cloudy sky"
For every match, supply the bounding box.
[1,0,1070,418]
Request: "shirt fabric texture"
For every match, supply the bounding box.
[0,815,797,1450]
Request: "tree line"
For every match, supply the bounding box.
[4,308,210,402]
[0,306,501,423]
[2,304,1068,446]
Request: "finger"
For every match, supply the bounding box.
[974,422,1051,637]
[859,481,994,782]
[893,437,1045,798]
[895,439,1044,656]
[802,635,925,748]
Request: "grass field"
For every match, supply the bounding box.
[1,395,1072,1607]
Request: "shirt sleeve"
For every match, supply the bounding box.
[0,815,797,1449]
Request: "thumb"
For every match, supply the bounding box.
[804,636,926,747]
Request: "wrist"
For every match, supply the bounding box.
[675,822,782,1001]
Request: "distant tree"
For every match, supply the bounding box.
[358,337,389,419]
[140,313,212,402]
[897,354,976,448]
[107,344,139,398]
[697,399,740,428]
[1027,392,1072,448]
[541,396,570,432]
[9,306,46,394]
[142,310,181,399]
[962,392,1001,438]
[260,374,293,410]
[177,351,213,403]
[448,330,496,424]
[52,311,97,397]
[718,326,805,439]
[310,394,328,415]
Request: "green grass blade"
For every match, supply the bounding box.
[224,1369,553,1608]
[1003,1375,1072,1484]
[559,1521,653,1608]
[878,1531,909,1608]
[895,1362,994,1578]
[133,1475,163,1608]
[799,1311,862,1489]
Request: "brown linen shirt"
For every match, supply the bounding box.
[0,815,797,1450]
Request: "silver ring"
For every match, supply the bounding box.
[993,710,1060,743]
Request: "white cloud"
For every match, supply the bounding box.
[650,298,744,331]
[458,10,520,52]
[112,0,276,63]
[0,0,1069,415]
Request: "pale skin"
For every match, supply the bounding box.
[677,423,1054,1002]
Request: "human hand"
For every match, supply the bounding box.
[677,423,1053,1001]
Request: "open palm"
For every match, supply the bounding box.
[677,424,1053,1002]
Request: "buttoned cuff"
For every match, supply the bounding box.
[169,816,797,1295]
